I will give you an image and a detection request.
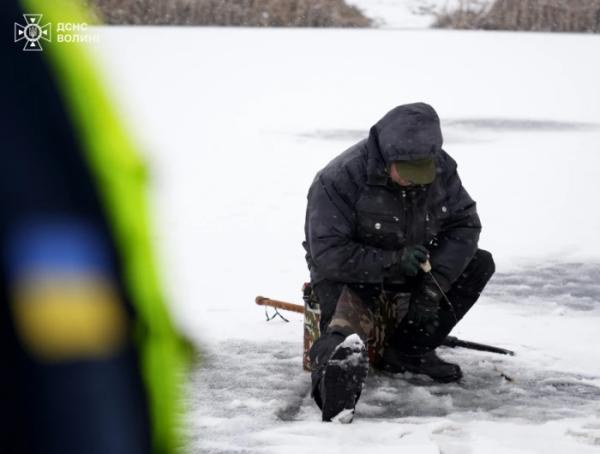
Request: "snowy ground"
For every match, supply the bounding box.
[347,0,442,28]
[185,263,600,453]
[94,27,600,453]
[348,0,492,29]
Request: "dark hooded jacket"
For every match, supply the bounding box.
[303,103,481,290]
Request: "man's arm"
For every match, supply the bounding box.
[305,175,398,283]
[429,156,482,290]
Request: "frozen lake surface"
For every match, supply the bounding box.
[185,263,600,453]
[95,26,600,453]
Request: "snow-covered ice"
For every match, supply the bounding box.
[94,26,600,453]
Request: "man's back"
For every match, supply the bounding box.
[304,104,480,288]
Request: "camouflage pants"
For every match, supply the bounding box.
[308,249,495,406]
[308,281,411,407]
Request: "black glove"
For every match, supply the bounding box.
[395,245,429,277]
[405,273,443,336]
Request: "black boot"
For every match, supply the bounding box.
[380,348,462,383]
[320,334,369,423]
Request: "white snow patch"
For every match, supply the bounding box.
[331,408,355,423]
[340,333,364,349]
[349,0,493,29]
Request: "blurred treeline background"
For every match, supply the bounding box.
[435,0,600,32]
[87,0,600,32]
[87,0,370,27]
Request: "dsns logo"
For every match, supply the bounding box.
[14,14,51,51]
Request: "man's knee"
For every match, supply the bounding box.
[473,249,495,282]
[452,249,495,296]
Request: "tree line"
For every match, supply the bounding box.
[435,0,600,32]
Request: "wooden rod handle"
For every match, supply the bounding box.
[255,296,305,314]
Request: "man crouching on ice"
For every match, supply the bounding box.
[303,103,495,423]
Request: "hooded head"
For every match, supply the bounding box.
[370,103,443,165]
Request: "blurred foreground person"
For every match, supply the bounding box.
[303,103,495,422]
[1,1,187,452]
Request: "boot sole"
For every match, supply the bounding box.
[321,334,369,423]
